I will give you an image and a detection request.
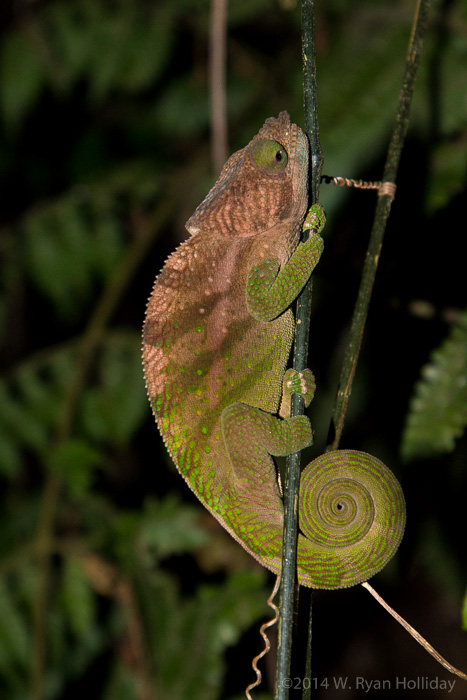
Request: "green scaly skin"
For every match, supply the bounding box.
[143,112,405,589]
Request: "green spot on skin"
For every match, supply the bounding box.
[196,369,203,376]
[196,326,204,333]
[203,445,211,454]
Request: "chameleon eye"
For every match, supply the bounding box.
[252,139,288,172]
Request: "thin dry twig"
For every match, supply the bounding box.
[362,582,467,681]
[82,553,157,700]
[210,0,228,173]
[246,576,281,699]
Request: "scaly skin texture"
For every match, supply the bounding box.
[143,112,405,589]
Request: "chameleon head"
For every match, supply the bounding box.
[186,111,309,239]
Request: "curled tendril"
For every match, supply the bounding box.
[245,575,280,699]
[321,175,396,200]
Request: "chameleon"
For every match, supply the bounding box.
[142,111,405,590]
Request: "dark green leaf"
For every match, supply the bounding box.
[61,557,97,637]
[47,439,101,498]
[80,332,147,445]
[402,309,467,461]
[0,32,47,128]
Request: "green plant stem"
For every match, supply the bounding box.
[327,0,431,451]
[275,2,322,697]
[29,196,175,700]
[301,5,323,692]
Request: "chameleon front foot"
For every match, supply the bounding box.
[302,203,326,235]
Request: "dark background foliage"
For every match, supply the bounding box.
[0,0,466,698]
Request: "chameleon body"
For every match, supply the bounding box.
[143,112,405,589]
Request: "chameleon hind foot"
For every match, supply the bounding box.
[221,401,312,495]
[280,368,316,417]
